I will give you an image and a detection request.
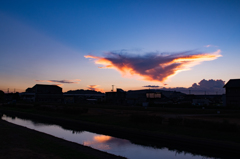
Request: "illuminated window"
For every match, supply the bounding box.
[146,93,161,98]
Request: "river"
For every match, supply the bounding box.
[1,114,219,159]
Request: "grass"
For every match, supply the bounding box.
[0,120,98,159]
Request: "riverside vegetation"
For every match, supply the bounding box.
[1,103,240,143]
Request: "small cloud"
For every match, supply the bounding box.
[204,45,218,48]
[35,80,45,82]
[87,85,104,92]
[56,84,64,87]
[143,85,160,88]
[35,79,81,84]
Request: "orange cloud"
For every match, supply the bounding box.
[56,84,64,87]
[85,50,222,83]
[87,85,104,92]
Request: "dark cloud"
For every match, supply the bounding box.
[143,85,160,88]
[162,79,225,94]
[48,80,77,84]
[35,79,81,84]
[191,79,225,89]
[85,50,221,82]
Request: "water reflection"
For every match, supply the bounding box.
[1,114,219,159]
[83,135,130,151]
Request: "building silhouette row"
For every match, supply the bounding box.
[3,79,240,107]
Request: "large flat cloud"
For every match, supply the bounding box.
[85,50,221,82]
[35,79,81,84]
[143,85,160,88]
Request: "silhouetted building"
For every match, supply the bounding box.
[63,89,105,104]
[23,84,63,103]
[178,94,223,106]
[126,89,173,106]
[63,94,105,104]
[106,88,126,105]
[192,98,210,106]
[224,79,240,107]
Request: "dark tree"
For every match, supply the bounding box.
[12,92,19,100]
[0,90,5,102]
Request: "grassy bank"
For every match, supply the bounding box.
[0,118,125,159]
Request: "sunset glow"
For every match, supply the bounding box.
[1,0,239,93]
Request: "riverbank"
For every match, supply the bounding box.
[1,108,240,159]
[0,119,126,159]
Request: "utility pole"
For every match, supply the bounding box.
[112,85,114,92]
[7,88,9,94]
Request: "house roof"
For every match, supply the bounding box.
[223,79,240,88]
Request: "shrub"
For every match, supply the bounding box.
[130,114,163,124]
[183,119,239,132]
[168,117,183,126]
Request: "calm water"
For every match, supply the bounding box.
[2,114,218,159]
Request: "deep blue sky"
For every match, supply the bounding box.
[0,0,240,93]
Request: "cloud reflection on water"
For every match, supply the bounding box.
[83,135,130,150]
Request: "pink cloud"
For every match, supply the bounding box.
[87,85,104,92]
[204,45,218,48]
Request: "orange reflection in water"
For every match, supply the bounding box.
[83,135,112,150]
[94,135,112,142]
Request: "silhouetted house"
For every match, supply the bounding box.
[63,94,105,104]
[178,94,223,106]
[224,79,240,107]
[146,91,173,105]
[4,93,13,102]
[161,91,185,103]
[20,92,35,102]
[126,89,173,106]
[64,89,105,104]
[24,84,63,103]
[177,94,194,105]
[106,88,126,105]
[192,98,210,106]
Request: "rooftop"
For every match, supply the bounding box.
[223,79,240,88]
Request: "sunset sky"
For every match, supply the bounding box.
[0,0,240,93]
